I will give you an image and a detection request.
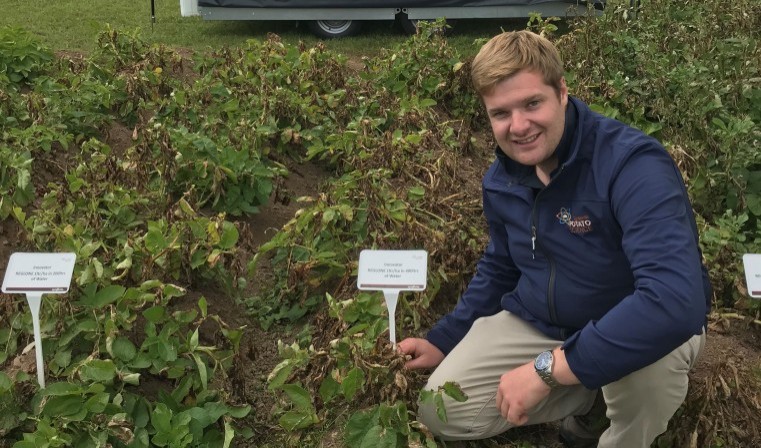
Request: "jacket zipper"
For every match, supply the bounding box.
[531,167,563,325]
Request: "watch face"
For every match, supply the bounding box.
[535,351,552,370]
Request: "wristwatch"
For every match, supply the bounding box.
[534,350,561,388]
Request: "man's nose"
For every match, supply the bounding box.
[510,111,530,135]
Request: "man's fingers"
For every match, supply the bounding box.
[405,354,433,370]
[397,339,414,355]
[500,401,509,420]
[507,409,528,426]
[404,357,423,369]
[399,339,444,370]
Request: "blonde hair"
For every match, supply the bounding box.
[471,30,564,95]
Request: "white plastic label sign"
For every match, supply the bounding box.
[2,252,77,388]
[743,254,761,299]
[357,250,427,346]
[2,252,77,293]
[357,250,427,291]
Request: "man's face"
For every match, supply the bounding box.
[482,70,568,170]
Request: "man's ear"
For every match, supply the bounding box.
[558,77,569,105]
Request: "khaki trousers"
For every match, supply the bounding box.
[418,311,705,448]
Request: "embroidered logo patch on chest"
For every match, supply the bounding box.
[556,207,593,234]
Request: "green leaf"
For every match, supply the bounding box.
[85,382,106,394]
[53,350,72,369]
[267,360,295,390]
[322,209,336,224]
[151,403,173,434]
[171,376,194,404]
[0,372,12,392]
[140,279,163,290]
[130,352,152,369]
[191,353,208,390]
[145,225,168,253]
[319,375,340,403]
[42,381,82,396]
[84,392,110,413]
[281,384,314,412]
[219,222,239,249]
[207,248,222,266]
[418,388,434,405]
[130,396,151,429]
[434,393,447,423]
[345,408,379,447]
[58,317,97,346]
[222,328,243,351]
[279,410,317,431]
[186,402,227,432]
[223,420,234,448]
[190,250,207,269]
[42,395,84,417]
[441,381,468,402]
[227,405,251,419]
[404,133,423,145]
[143,306,166,323]
[198,296,208,318]
[342,367,364,401]
[360,425,397,448]
[115,257,132,271]
[122,373,141,385]
[79,359,117,382]
[93,258,104,279]
[80,285,125,308]
[157,340,178,362]
[173,309,197,324]
[162,283,186,299]
[112,336,137,362]
[407,186,425,201]
[79,242,100,258]
[747,194,761,216]
[189,328,199,351]
[419,98,437,108]
[16,169,30,189]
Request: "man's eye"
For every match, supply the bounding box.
[528,101,540,108]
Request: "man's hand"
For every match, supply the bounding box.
[495,362,551,426]
[398,338,445,370]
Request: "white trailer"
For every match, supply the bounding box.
[184,1,605,38]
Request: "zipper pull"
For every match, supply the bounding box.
[531,225,537,260]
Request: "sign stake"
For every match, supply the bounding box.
[26,293,45,388]
[382,289,401,346]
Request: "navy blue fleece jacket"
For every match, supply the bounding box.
[426,97,711,389]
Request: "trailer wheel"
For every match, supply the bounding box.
[307,20,362,38]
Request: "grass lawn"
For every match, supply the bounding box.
[0,0,550,58]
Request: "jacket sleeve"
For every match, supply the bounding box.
[562,140,708,389]
[426,186,522,355]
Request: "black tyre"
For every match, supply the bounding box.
[306,20,362,38]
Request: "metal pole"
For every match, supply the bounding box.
[151,0,156,27]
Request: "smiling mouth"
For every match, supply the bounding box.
[513,133,540,145]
